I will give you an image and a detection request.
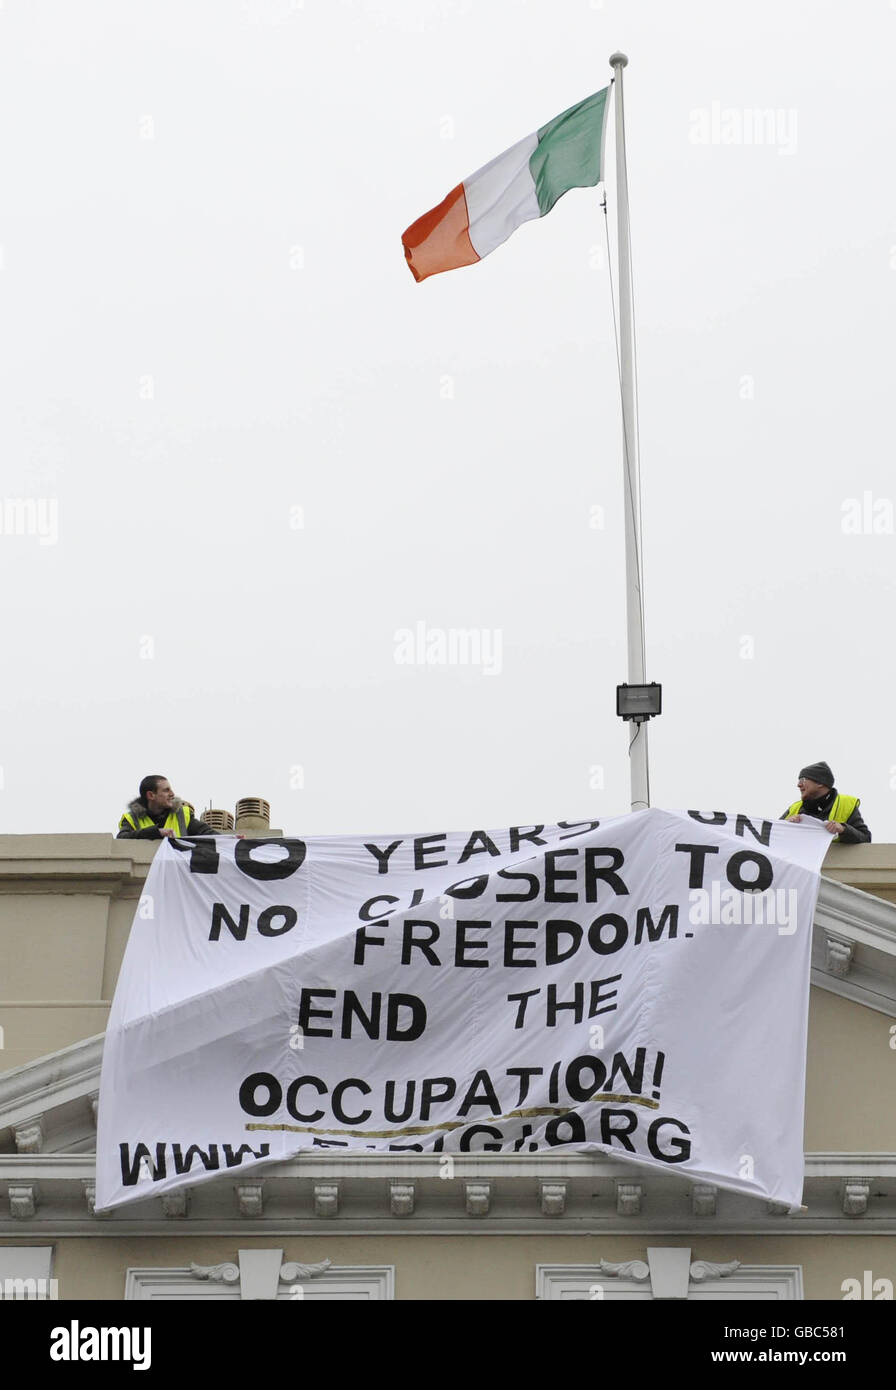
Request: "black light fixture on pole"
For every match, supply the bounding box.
[616,682,662,724]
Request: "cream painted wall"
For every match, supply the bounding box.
[0,1233,888,1301]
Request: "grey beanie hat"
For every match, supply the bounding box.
[799,761,834,787]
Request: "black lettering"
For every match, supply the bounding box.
[584,847,629,899]
[172,1143,220,1175]
[455,921,490,967]
[419,1077,456,1121]
[674,842,719,889]
[444,875,488,900]
[726,850,773,893]
[634,904,679,944]
[546,981,584,1025]
[239,1072,281,1117]
[647,1116,691,1163]
[735,815,772,846]
[358,896,399,925]
[209,902,249,941]
[495,865,540,902]
[599,1107,637,1151]
[503,921,538,966]
[609,1048,646,1094]
[364,840,403,874]
[168,836,220,874]
[458,830,501,864]
[587,913,629,954]
[298,988,336,1037]
[459,1125,503,1151]
[401,920,441,965]
[556,820,600,840]
[565,1055,607,1101]
[235,837,305,881]
[545,1112,587,1144]
[386,993,426,1041]
[544,848,579,902]
[223,1142,270,1167]
[507,987,540,1028]
[687,811,727,826]
[341,991,381,1039]
[509,825,546,851]
[413,834,448,870]
[119,1141,167,1186]
[354,922,388,963]
[457,1068,501,1116]
[331,1079,372,1126]
[384,1079,416,1123]
[546,920,582,964]
[286,1076,326,1123]
[506,1066,543,1105]
[257,905,297,937]
[589,975,621,1016]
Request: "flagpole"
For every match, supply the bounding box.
[609,52,650,812]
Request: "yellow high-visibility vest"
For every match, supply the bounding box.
[119,805,189,836]
[785,794,859,828]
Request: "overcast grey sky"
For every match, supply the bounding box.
[1,0,894,839]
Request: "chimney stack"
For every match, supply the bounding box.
[234,797,272,834]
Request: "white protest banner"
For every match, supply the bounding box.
[96,808,831,1212]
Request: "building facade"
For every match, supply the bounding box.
[1,833,895,1301]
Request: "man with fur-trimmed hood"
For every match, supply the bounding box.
[117,775,213,840]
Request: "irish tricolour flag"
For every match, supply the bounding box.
[402,88,609,283]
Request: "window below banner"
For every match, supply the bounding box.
[536,1259,803,1301]
[0,1245,57,1300]
[125,1252,393,1300]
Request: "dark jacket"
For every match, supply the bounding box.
[116,797,214,840]
[780,787,871,844]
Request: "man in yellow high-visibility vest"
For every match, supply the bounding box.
[781,761,871,843]
[117,775,213,840]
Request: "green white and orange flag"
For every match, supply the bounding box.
[402,87,610,283]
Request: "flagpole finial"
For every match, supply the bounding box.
[609,51,628,68]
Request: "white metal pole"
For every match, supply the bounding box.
[609,51,649,811]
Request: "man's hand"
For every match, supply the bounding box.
[824,821,846,836]
[786,814,802,822]
[158,827,175,839]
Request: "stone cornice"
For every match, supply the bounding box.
[812,876,896,1015]
[0,1152,894,1237]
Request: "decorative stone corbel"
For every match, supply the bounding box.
[88,1092,100,1127]
[539,1181,567,1217]
[237,1183,264,1218]
[599,1258,650,1282]
[280,1258,332,1286]
[690,1259,740,1282]
[313,1183,339,1218]
[389,1182,415,1217]
[616,1181,642,1217]
[13,1118,44,1154]
[82,1180,108,1219]
[161,1189,189,1218]
[842,1180,870,1217]
[825,933,855,978]
[9,1184,38,1219]
[190,1261,240,1285]
[691,1184,717,1218]
[465,1182,490,1216]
